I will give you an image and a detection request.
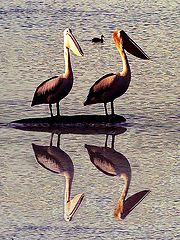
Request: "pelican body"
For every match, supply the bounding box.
[32,134,84,221]
[31,28,83,117]
[84,30,149,116]
[85,135,150,220]
[92,35,104,43]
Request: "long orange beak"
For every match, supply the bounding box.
[121,190,150,219]
[66,29,84,57]
[121,30,149,60]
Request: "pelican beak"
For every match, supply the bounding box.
[66,30,84,57]
[64,193,84,221]
[121,190,150,219]
[121,30,149,60]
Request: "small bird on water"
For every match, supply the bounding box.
[92,35,104,43]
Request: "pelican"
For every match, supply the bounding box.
[84,30,149,116]
[31,28,84,117]
[32,133,84,221]
[85,135,150,220]
[92,35,104,43]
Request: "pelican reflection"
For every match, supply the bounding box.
[32,133,84,221]
[85,135,150,220]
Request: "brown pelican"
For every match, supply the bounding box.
[84,30,149,116]
[92,35,104,43]
[31,28,84,117]
[85,135,150,220]
[32,133,84,221]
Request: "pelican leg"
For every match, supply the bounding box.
[56,102,60,116]
[111,135,115,149]
[57,134,61,148]
[49,104,53,118]
[111,101,115,116]
[104,103,108,116]
[50,132,54,146]
[105,134,109,147]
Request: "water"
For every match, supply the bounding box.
[0,1,179,239]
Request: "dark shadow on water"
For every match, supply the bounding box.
[9,114,127,135]
[85,135,150,221]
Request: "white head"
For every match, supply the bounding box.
[64,28,84,57]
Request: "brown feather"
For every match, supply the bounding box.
[31,76,64,106]
[84,73,116,105]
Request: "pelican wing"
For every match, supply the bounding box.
[31,75,63,106]
[93,157,117,176]
[32,143,74,174]
[84,73,116,105]
[85,144,116,176]
[32,143,61,174]
[85,144,130,176]
[91,73,116,93]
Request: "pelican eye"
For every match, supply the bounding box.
[66,28,72,35]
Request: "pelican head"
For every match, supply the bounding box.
[113,29,149,60]
[114,189,150,220]
[64,193,85,221]
[64,28,84,57]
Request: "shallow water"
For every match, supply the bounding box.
[0,1,179,239]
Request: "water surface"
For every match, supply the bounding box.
[0,1,179,239]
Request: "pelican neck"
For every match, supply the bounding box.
[118,47,131,76]
[64,47,72,76]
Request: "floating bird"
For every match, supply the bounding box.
[85,135,150,220]
[31,28,84,117]
[32,133,84,221]
[84,30,149,116]
[92,35,104,43]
